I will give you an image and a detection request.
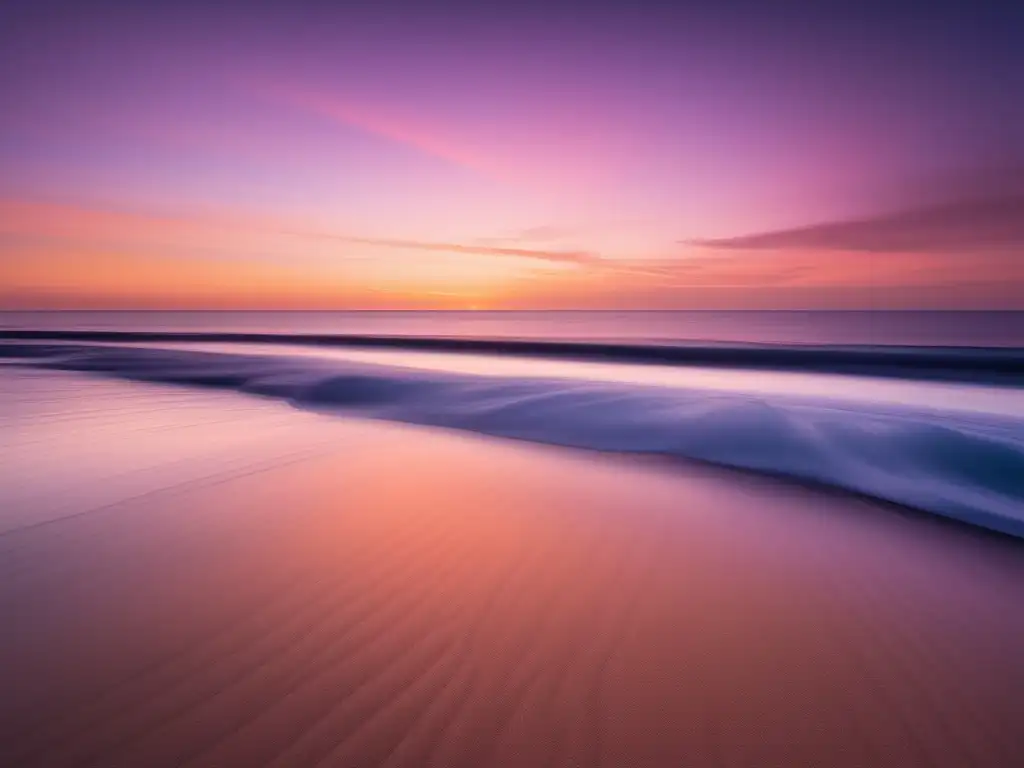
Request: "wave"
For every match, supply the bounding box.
[4,342,1023,538]
[2,329,1023,384]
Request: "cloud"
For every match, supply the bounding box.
[297,231,598,264]
[254,81,523,187]
[473,225,573,247]
[599,256,817,287]
[0,199,598,266]
[688,194,1024,253]
[513,225,571,242]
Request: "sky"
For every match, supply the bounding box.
[1,0,1022,309]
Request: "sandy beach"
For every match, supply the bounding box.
[1,369,1022,767]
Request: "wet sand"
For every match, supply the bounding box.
[1,370,1022,767]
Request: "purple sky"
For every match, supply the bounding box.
[2,0,1022,308]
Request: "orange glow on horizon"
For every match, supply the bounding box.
[2,198,1021,311]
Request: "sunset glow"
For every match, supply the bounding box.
[2,1,1021,309]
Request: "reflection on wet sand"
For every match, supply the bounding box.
[0,371,1021,767]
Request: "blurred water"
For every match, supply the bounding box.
[2,310,1022,346]
[6,342,1023,536]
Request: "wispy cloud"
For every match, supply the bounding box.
[510,225,572,243]
[473,225,571,247]
[295,231,598,264]
[597,255,818,287]
[0,199,598,265]
[255,81,522,187]
[687,194,1024,254]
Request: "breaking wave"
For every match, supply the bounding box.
[4,342,1023,538]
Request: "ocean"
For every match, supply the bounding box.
[2,310,1022,347]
